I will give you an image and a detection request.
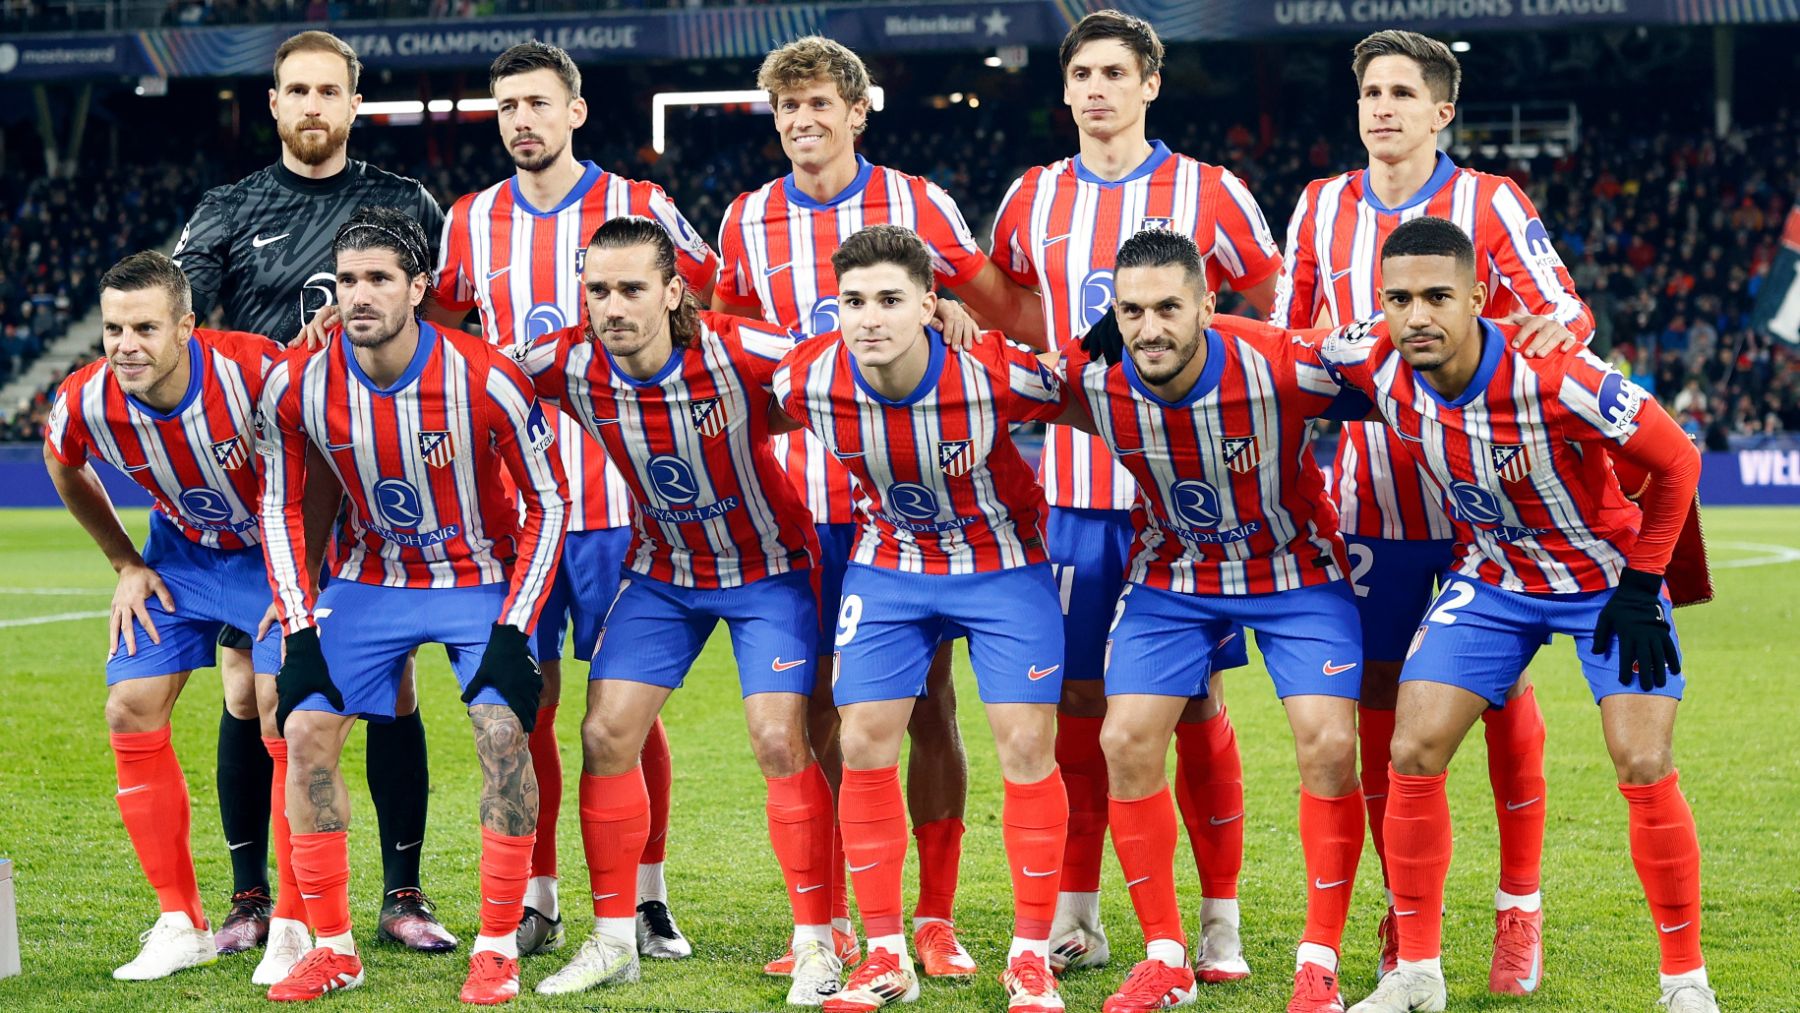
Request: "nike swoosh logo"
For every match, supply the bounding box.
[1124,875,1151,888]
[591,417,620,426]
[121,462,153,473]
[486,897,518,905]
[116,785,149,796]
[1022,868,1056,878]
[592,892,619,901]
[796,883,825,893]
[771,658,807,672]
[486,266,511,281]
[227,840,255,850]
[1659,921,1692,934]
[1113,446,1149,456]
[1505,797,1541,811]
[1516,950,1541,992]
[1208,813,1244,826]
[253,233,290,248]
[833,450,865,459]
[324,441,356,452]
[1313,878,1349,890]
[1395,909,1418,916]
[1322,661,1357,675]
[764,263,792,278]
[847,860,880,873]
[1329,267,1353,282]
[1027,664,1060,681]
[1043,234,1071,248]
[395,839,423,850]
[1364,793,1387,801]
[302,893,321,900]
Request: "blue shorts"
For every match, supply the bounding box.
[1343,536,1458,662]
[1105,581,1362,701]
[1049,507,1246,680]
[535,527,631,663]
[591,570,818,697]
[815,523,856,646]
[1401,576,1687,707]
[106,514,281,683]
[832,563,1065,706]
[301,582,511,720]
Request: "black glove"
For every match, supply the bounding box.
[463,623,542,732]
[1591,567,1680,692]
[276,626,343,733]
[1079,307,1124,365]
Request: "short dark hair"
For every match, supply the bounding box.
[1116,229,1206,292]
[333,206,432,278]
[1352,29,1461,103]
[1059,9,1163,79]
[831,225,934,293]
[490,40,581,99]
[101,250,192,318]
[273,30,360,94]
[1380,215,1475,272]
[587,215,700,348]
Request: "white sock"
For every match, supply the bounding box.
[637,862,667,905]
[1296,941,1338,972]
[1055,890,1100,927]
[157,910,197,930]
[268,915,309,936]
[913,915,950,931]
[833,915,855,936]
[473,932,518,959]
[793,923,832,949]
[1397,956,1443,977]
[1145,938,1187,968]
[867,934,907,963]
[1496,889,1541,913]
[1199,896,1240,927]
[1008,936,1049,961]
[599,915,635,944]
[315,930,356,956]
[1661,967,1710,991]
[524,876,559,919]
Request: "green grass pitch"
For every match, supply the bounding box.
[0,507,1794,1012]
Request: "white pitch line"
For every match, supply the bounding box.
[0,588,110,596]
[1709,541,1800,570]
[0,610,108,629]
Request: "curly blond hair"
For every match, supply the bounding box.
[756,36,873,134]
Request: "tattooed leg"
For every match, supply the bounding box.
[282,711,358,833]
[471,704,539,837]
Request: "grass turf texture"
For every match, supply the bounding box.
[0,506,1792,1012]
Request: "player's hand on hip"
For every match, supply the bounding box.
[295,304,341,350]
[934,299,981,349]
[1591,567,1680,692]
[1506,312,1578,357]
[464,623,542,732]
[276,626,343,732]
[110,562,174,658]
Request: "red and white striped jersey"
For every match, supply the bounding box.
[258,322,568,633]
[991,142,1282,512]
[1316,318,1658,594]
[1272,153,1592,541]
[774,330,1063,574]
[433,161,718,533]
[46,328,279,550]
[1061,316,1358,596]
[717,157,990,525]
[512,312,817,589]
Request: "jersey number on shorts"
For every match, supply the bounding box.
[1049,563,1077,616]
[1345,543,1375,598]
[1426,581,1478,625]
[835,594,863,647]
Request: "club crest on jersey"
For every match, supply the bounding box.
[418,430,456,468]
[1491,444,1533,483]
[689,397,728,438]
[1137,217,1174,233]
[1220,436,1260,474]
[938,440,976,477]
[211,437,249,471]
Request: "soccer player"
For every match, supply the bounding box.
[988,9,1283,977]
[171,28,452,959]
[42,251,283,982]
[1326,217,1712,1013]
[772,224,1075,1013]
[429,41,717,959]
[1061,230,1371,1013]
[257,208,567,1004]
[715,35,1047,977]
[1269,29,1594,988]
[507,215,839,1004]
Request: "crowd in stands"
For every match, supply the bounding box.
[2,91,1793,447]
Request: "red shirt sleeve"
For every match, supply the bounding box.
[43,371,91,469]
[483,354,568,633]
[1270,184,1324,329]
[990,336,1068,424]
[714,195,762,309]
[1484,176,1595,342]
[987,171,1040,288]
[913,177,988,289]
[430,194,479,314]
[1206,166,1282,292]
[257,350,319,632]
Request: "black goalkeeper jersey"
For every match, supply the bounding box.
[172,159,445,345]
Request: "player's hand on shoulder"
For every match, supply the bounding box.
[935,299,981,349]
[109,562,174,658]
[1506,312,1578,358]
[1079,307,1123,365]
[294,304,341,351]
[464,623,542,732]
[276,625,342,731]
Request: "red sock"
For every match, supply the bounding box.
[262,737,306,924]
[1055,713,1108,894]
[1299,787,1365,952]
[578,768,649,920]
[1621,771,1704,975]
[479,826,535,938]
[1483,686,1547,896]
[640,717,673,866]
[1385,768,1452,962]
[527,705,561,880]
[912,818,963,922]
[1003,770,1068,941]
[290,831,352,938]
[766,763,836,926]
[838,766,907,939]
[830,820,850,923]
[111,727,203,926]
[1109,788,1185,948]
[1172,707,1245,899]
[1358,706,1396,886]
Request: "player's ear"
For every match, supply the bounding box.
[919,288,938,327]
[569,95,589,130]
[666,276,686,314]
[268,87,279,121]
[1142,70,1161,104]
[409,271,429,310]
[1469,279,1488,316]
[1434,99,1456,133]
[177,310,196,338]
[349,92,363,118]
[849,98,869,134]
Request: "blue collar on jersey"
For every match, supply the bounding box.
[1120,327,1226,408]
[1414,317,1505,410]
[783,155,875,210]
[848,325,946,407]
[510,160,604,217]
[124,336,205,421]
[1360,150,1459,214]
[606,339,687,388]
[1072,140,1173,188]
[343,320,439,396]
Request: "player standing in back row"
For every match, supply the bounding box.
[1269,29,1592,991]
[989,9,1281,981]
